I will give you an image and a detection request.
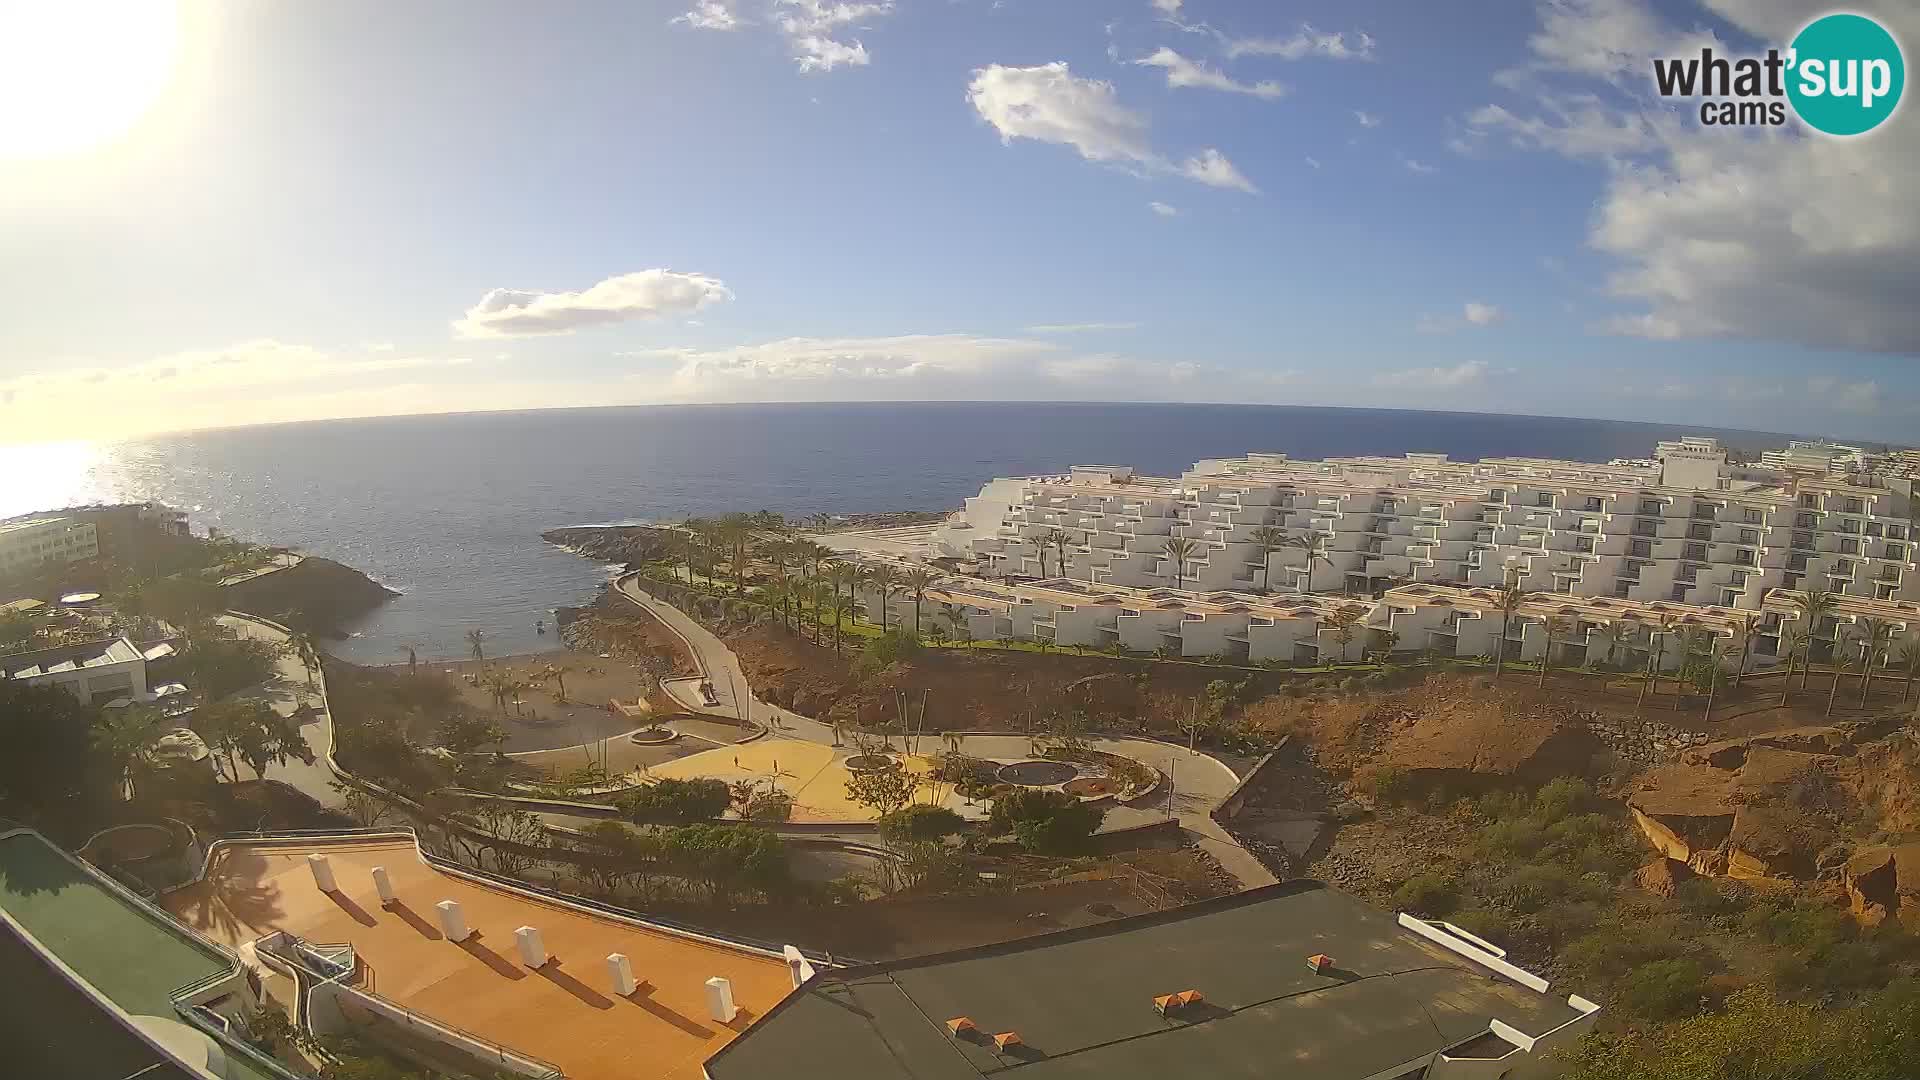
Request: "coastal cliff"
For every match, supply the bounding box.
[542,524,681,569]
[220,556,398,637]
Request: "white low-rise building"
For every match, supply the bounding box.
[2,636,153,704]
[0,516,99,574]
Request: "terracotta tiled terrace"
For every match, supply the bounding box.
[164,837,794,1080]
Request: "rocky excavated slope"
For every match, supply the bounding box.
[220,557,396,637]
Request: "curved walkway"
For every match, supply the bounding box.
[215,613,344,809]
[612,574,1276,889]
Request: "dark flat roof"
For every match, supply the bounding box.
[0,925,196,1080]
[706,882,1582,1080]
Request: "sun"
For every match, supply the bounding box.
[0,0,181,160]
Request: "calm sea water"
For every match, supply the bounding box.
[2,403,1796,663]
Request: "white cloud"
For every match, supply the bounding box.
[673,0,742,30]
[633,333,1297,402]
[1304,155,1321,169]
[1149,200,1181,216]
[364,342,396,352]
[1353,110,1381,128]
[1464,99,1657,158]
[453,270,733,338]
[1026,322,1142,333]
[1178,148,1257,192]
[1151,0,1182,14]
[1223,25,1375,61]
[1417,303,1504,333]
[1136,47,1285,99]
[1370,360,1491,390]
[1402,157,1436,174]
[676,0,891,72]
[967,62,1256,192]
[791,35,869,70]
[1489,0,1920,354]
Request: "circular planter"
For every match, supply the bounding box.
[628,726,677,745]
[844,753,897,772]
[997,760,1079,787]
[1062,776,1115,798]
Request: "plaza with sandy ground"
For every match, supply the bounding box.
[643,738,951,823]
[420,650,651,752]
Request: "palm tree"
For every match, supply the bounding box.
[1779,626,1809,708]
[1701,640,1726,721]
[680,517,710,583]
[1026,535,1049,578]
[1284,528,1337,593]
[479,669,512,716]
[902,568,939,638]
[1895,640,1920,704]
[720,514,753,596]
[1596,621,1629,669]
[1727,613,1757,686]
[830,596,853,656]
[1248,525,1288,592]
[1638,614,1678,711]
[1043,528,1070,581]
[92,706,166,798]
[1539,616,1572,688]
[1492,576,1529,679]
[400,645,419,677]
[828,563,857,635]
[1855,618,1893,707]
[1161,536,1198,591]
[1788,588,1837,672]
[939,600,971,647]
[543,662,578,703]
[465,628,486,662]
[867,565,899,632]
[286,629,321,691]
[1825,624,1856,718]
[1675,626,1712,704]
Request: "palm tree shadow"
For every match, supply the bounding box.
[170,862,287,944]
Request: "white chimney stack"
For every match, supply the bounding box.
[436,899,471,942]
[371,866,396,905]
[607,953,637,996]
[307,854,337,892]
[705,976,738,1023]
[515,926,547,968]
[783,945,815,988]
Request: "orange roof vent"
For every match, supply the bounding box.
[1153,989,1205,1015]
[1307,954,1335,974]
[992,1031,1024,1051]
[946,1017,977,1037]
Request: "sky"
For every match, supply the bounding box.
[0,0,1914,446]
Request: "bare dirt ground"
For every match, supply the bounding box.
[560,589,701,712]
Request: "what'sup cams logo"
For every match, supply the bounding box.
[1652,11,1905,135]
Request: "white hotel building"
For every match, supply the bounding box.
[0,516,99,575]
[904,437,1918,669]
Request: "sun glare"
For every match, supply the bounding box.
[0,0,181,160]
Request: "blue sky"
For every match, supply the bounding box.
[0,0,1913,445]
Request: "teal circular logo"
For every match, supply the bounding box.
[1787,13,1905,136]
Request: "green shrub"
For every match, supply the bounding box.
[1557,922,1682,987]
[879,804,965,847]
[1617,958,1710,1021]
[855,627,922,675]
[988,789,1105,854]
[615,777,732,823]
[1392,873,1459,917]
[1370,766,1416,804]
[1493,864,1592,913]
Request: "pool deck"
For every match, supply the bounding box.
[166,836,796,1080]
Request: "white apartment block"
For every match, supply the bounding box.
[855,573,1916,673]
[929,438,1917,614]
[0,516,99,574]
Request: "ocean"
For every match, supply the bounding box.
[1,402,1798,664]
